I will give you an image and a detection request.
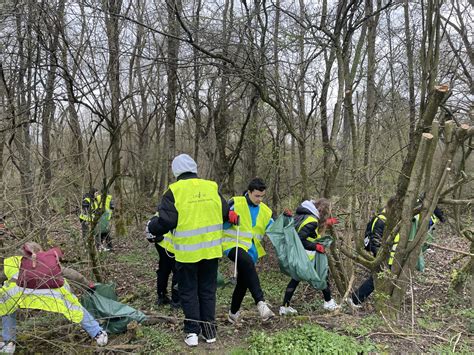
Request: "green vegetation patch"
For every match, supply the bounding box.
[140,326,182,353]
[342,314,383,337]
[242,324,375,354]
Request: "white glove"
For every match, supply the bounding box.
[145,221,156,243]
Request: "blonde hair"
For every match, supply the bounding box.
[314,198,331,224]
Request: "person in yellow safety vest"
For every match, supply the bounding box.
[346,197,444,309]
[279,199,340,316]
[0,242,108,353]
[345,196,397,309]
[145,214,179,308]
[79,188,99,240]
[222,178,276,324]
[146,154,237,347]
[94,192,115,252]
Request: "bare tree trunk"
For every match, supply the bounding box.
[192,0,202,161]
[404,0,416,136]
[40,0,63,188]
[103,0,125,241]
[165,0,181,183]
[13,3,35,231]
[363,0,380,176]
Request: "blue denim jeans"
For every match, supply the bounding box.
[2,307,102,342]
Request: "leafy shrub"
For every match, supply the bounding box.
[245,324,375,354]
[141,326,181,353]
[342,315,382,336]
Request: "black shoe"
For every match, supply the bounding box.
[156,295,171,306]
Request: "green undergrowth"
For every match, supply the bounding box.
[342,314,383,337]
[140,326,181,353]
[233,324,375,354]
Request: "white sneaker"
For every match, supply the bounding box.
[228,310,242,324]
[345,297,362,309]
[184,333,198,347]
[0,342,16,354]
[200,334,216,343]
[257,301,275,321]
[94,330,108,346]
[279,305,298,316]
[323,299,340,311]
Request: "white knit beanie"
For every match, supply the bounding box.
[171,154,198,178]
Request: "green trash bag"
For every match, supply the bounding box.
[94,211,111,235]
[266,214,332,290]
[408,216,435,272]
[81,283,146,334]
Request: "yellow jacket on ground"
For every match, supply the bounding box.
[0,256,84,323]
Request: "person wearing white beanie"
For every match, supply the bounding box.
[171,154,198,178]
[146,153,239,347]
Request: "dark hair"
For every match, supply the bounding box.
[385,196,397,213]
[248,178,266,192]
[89,187,98,196]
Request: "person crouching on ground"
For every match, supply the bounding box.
[0,242,107,353]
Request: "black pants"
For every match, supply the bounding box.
[351,244,379,305]
[227,247,264,314]
[81,220,89,239]
[282,278,332,306]
[176,258,218,338]
[155,244,179,303]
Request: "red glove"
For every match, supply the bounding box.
[228,211,240,225]
[315,244,325,253]
[325,217,339,227]
[283,208,293,217]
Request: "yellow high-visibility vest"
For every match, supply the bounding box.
[0,256,84,323]
[374,214,399,266]
[79,196,94,222]
[296,215,321,261]
[151,213,175,254]
[158,232,175,253]
[170,179,223,263]
[222,196,272,259]
[96,194,113,220]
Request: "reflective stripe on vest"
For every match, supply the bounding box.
[173,239,222,252]
[222,196,272,259]
[158,233,175,253]
[174,224,222,238]
[388,233,400,266]
[170,179,223,263]
[221,238,252,249]
[0,256,84,323]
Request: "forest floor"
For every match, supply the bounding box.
[6,217,473,354]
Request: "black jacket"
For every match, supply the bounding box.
[293,205,319,251]
[148,172,230,237]
[364,214,386,250]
